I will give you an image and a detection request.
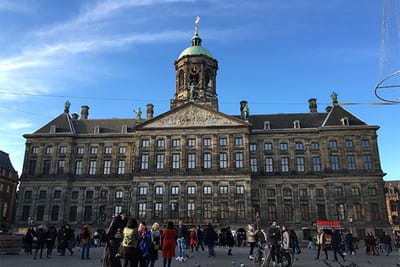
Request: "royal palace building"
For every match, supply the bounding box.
[15,22,389,238]
[0,150,18,228]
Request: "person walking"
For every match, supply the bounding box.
[281,225,292,267]
[24,225,36,255]
[102,211,128,267]
[289,229,301,254]
[315,228,328,260]
[33,224,47,260]
[343,229,352,255]
[148,222,161,267]
[121,218,139,267]
[80,224,91,260]
[46,225,57,258]
[246,224,257,259]
[226,227,235,256]
[138,222,151,267]
[268,220,281,265]
[332,229,345,262]
[162,221,177,267]
[176,220,187,262]
[196,226,205,251]
[204,223,218,257]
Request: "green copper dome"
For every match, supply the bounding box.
[178,34,214,60]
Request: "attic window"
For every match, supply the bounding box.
[264,121,271,130]
[121,125,127,133]
[293,120,301,129]
[94,125,100,134]
[50,125,56,133]
[341,117,349,126]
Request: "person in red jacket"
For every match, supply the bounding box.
[162,221,177,267]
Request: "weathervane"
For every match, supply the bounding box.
[195,16,200,35]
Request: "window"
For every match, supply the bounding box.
[345,140,353,148]
[51,206,59,221]
[156,139,165,148]
[76,147,84,155]
[283,204,293,221]
[59,146,67,154]
[362,139,370,148]
[219,138,227,146]
[299,189,308,197]
[170,202,179,219]
[119,146,127,154]
[172,139,180,147]
[264,143,273,152]
[368,187,377,196]
[347,155,356,170]
[115,190,123,199]
[293,120,301,129]
[264,121,271,130]
[53,190,61,199]
[172,153,180,169]
[45,146,53,154]
[315,188,324,197]
[57,160,65,174]
[203,153,211,168]
[237,202,245,218]
[296,157,305,172]
[220,186,228,194]
[187,153,195,169]
[156,154,164,169]
[171,186,179,195]
[370,203,380,220]
[334,187,344,197]
[154,203,163,218]
[138,203,146,218]
[235,152,244,168]
[31,146,39,154]
[329,140,337,149]
[312,157,321,172]
[330,155,339,171]
[267,204,277,220]
[39,190,47,199]
[71,191,79,199]
[155,186,163,195]
[204,203,212,219]
[141,154,149,169]
[187,202,195,218]
[142,139,150,148]
[363,154,373,170]
[187,186,196,194]
[114,205,122,216]
[220,202,228,219]
[203,186,212,194]
[90,147,98,155]
[317,204,326,220]
[336,204,345,220]
[280,143,288,151]
[283,188,292,197]
[24,191,32,200]
[353,203,363,220]
[311,142,319,150]
[295,142,304,151]
[139,187,148,195]
[265,157,273,173]
[104,160,111,174]
[351,187,360,196]
[203,138,211,147]
[236,185,244,194]
[105,146,112,155]
[267,189,275,197]
[250,158,258,172]
[69,206,77,221]
[281,157,289,172]
[249,144,257,152]
[86,191,94,199]
[100,191,108,198]
[219,153,227,169]
[43,160,51,174]
[187,138,196,147]
[36,206,45,221]
[234,137,243,146]
[89,160,96,175]
[28,160,36,175]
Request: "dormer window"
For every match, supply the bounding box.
[94,126,100,134]
[264,121,271,130]
[293,120,301,129]
[50,125,56,133]
[121,125,127,133]
[341,117,349,126]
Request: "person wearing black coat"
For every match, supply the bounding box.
[204,224,218,257]
[331,229,345,262]
[102,212,128,267]
[226,227,235,256]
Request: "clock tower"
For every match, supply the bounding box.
[170,17,219,111]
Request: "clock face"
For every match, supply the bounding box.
[190,64,199,74]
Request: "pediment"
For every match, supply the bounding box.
[139,104,247,129]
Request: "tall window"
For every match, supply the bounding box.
[114,206,122,216]
[28,160,36,175]
[22,206,30,221]
[219,137,227,146]
[236,185,244,194]
[45,146,53,154]
[103,160,111,174]
[265,157,273,173]
[363,154,372,170]
[105,146,112,155]
[57,160,65,174]
[119,146,127,154]
[311,142,319,150]
[139,187,148,195]
[36,206,45,221]
[204,203,212,219]
[31,146,39,154]
[362,139,370,148]
[141,154,149,169]
[234,137,243,146]
[250,158,258,172]
[170,202,179,219]
[300,204,310,221]
[330,155,339,171]
[187,186,196,194]
[353,203,363,220]
[76,147,84,155]
[172,153,180,169]
[280,143,288,151]
[281,157,289,172]
[312,157,321,172]
[187,153,195,169]
[154,203,163,218]
[90,146,98,155]
[59,146,67,154]
[138,203,146,218]
[296,157,305,172]
[156,154,164,169]
[264,143,273,152]
[267,204,277,220]
[155,186,163,195]
[203,153,211,168]
[203,186,212,195]
[316,204,326,220]
[220,202,228,219]
[237,202,245,218]
[43,160,51,174]
[51,206,60,221]
[171,186,179,195]
[283,204,293,221]
[219,153,227,169]
[115,190,123,199]
[187,202,195,217]
[336,204,345,220]
[187,138,196,147]
[89,160,96,175]
[295,142,303,151]
[347,155,356,170]
[345,140,353,148]
[172,139,180,147]
[249,144,257,151]
[235,152,244,168]
[141,139,150,148]
[329,140,337,149]
[220,186,228,194]
[203,138,211,147]
[69,206,77,221]
[156,139,165,148]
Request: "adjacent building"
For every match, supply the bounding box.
[0,150,18,229]
[384,181,400,232]
[15,22,389,238]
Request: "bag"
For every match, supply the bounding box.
[33,236,38,242]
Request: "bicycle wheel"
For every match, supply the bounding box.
[253,249,262,267]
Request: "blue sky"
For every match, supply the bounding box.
[1,0,399,180]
